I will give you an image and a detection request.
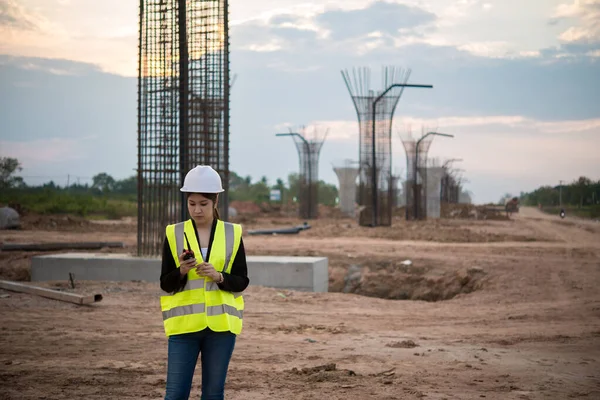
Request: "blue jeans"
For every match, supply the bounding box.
[164,329,236,400]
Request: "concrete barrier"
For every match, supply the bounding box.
[30,253,328,292]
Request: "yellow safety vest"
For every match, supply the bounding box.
[160,219,244,337]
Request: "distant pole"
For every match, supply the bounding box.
[305,141,312,219]
[371,82,433,226]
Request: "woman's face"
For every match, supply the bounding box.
[187,193,215,224]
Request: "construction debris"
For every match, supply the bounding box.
[386,340,419,348]
[0,207,20,230]
[442,203,509,220]
[247,222,311,236]
[0,241,124,252]
[0,280,102,305]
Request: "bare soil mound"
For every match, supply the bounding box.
[265,218,541,243]
[18,214,136,233]
[336,263,487,301]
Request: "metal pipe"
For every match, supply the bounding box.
[307,141,312,218]
[137,0,144,256]
[178,0,189,223]
[223,0,230,221]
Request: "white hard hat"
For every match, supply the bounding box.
[180,165,224,193]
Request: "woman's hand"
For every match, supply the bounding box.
[196,262,222,282]
[177,252,197,277]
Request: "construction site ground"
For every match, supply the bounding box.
[1,207,599,399]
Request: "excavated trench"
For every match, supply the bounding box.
[330,261,488,301]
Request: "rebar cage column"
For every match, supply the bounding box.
[138,0,230,256]
[341,67,410,226]
[277,127,327,219]
[400,129,434,220]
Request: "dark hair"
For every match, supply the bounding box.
[187,192,220,219]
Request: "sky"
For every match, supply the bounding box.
[1,0,599,203]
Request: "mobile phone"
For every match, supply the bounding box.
[183,232,194,260]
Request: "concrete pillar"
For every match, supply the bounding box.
[426,167,444,219]
[459,191,472,204]
[398,181,408,206]
[333,165,359,216]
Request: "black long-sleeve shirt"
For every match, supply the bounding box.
[160,218,250,294]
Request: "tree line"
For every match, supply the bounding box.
[518,176,600,219]
[519,176,599,208]
[0,157,339,216]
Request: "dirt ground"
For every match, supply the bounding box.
[1,207,599,399]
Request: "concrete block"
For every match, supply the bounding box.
[31,253,329,292]
[31,253,160,282]
[246,256,329,292]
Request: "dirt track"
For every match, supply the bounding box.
[1,207,599,399]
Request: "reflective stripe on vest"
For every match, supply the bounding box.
[163,303,244,321]
[160,219,244,336]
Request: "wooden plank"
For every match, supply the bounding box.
[0,242,124,252]
[0,280,103,305]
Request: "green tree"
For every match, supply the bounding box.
[228,171,246,191]
[573,176,592,207]
[520,176,599,209]
[92,173,116,193]
[250,179,270,202]
[274,178,285,190]
[287,173,301,202]
[114,176,137,195]
[318,180,339,206]
[270,178,287,203]
[0,157,25,190]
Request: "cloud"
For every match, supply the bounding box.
[231,0,598,63]
[315,1,436,40]
[231,18,320,53]
[230,0,599,71]
[0,0,137,76]
[3,0,594,80]
[268,13,302,25]
[1,54,102,76]
[551,0,600,52]
[294,115,600,142]
[232,1,436,57]
[0,55,135,145]
[0,0,40,30]
[0,137,90,165]
[397,116,600,134]
[456,41,513,58]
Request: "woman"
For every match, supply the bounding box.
[160,165,249,400]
